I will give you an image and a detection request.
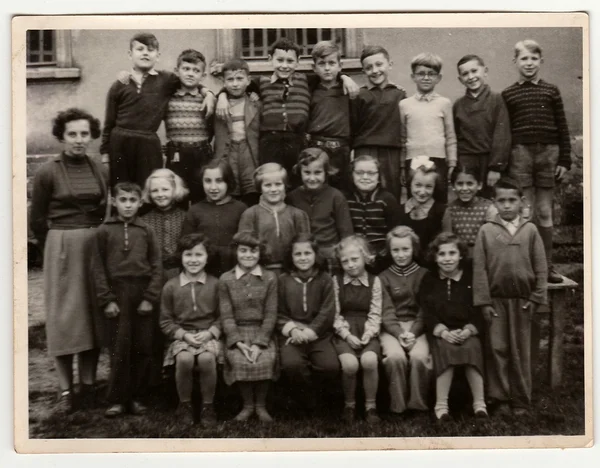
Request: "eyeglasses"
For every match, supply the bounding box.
[354,170,378,177]
[414,72,439,79]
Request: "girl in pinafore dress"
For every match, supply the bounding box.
[333,235,383,424]
[441,165,496,257]
[182,159,247,278]
[160,233,222,427]
[219,230,278,422]
[420,232,487,422]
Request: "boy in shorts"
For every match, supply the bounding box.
[502,39,571,283]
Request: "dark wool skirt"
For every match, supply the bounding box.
[333,315,381,357]
[223,325,279,385]
[430,335,484,377]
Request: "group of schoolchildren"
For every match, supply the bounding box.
[84,31,571,427]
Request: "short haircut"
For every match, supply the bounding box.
[294,147,337,176]
[231,230,268,265]
[450,163,482,185]
[514,39,543,59]
[493,176,524,197]
[269,37,301,58]
[312,40,341,63]
[130,32,159,50]
[283,233,325,273]
[200,159,236,196]
[176,49,206,68]
[351,154,380,172]
[52,108,102,141]
[456,54,485,70]
[386,225,420,261]
[334,234,376,266]
[113,181,143,199]
[426,232,469,268]
[253,163,288,192]
[222,58,250,76]
[176,233,214,270]
[411,52,443,73]
[142,168,189,204]
[360,45,390,63]
[408,162,443,201]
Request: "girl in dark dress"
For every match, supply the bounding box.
[419,232,488,421]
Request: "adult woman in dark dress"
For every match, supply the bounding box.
[30,108,109,413]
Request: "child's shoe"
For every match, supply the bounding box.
[129,400,148,416]
[56,389,74,415]
[104,403,126,418]
[79,383,97,408]
[175,401,194,426]
[255,406,274,423]
[474,409,489,419]
[201,404,218,428]
[494,403,511,417]
[435,408,452,424]
[234,406,255,421]
[365,408,381,424]
[342,406,355,424]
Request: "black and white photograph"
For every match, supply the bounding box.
[13,12,590,453]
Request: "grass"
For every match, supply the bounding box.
[27,267,586,440]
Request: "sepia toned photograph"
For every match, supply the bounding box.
[13,12,591,453]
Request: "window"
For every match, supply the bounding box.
[241,28,345,59]
[214,28,363,74]
[27,30,57,66]
[26,30,80,80]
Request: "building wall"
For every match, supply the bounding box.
[26,27,583,155]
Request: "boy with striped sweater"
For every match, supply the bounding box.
[502,39,571,283]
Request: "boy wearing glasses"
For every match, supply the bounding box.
[399,53,457,203]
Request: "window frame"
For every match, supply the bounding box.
[26,30,80,80]
[214,28,363,75]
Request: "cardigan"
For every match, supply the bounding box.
[160,272,221,340]
[141,206,187,269]
[30,153,108,242]
[379,263,428,337]
[287,184,354,248]
[473,215,547,306]
[351,84,407,148]
[92,216,163,308]
[218,267,278,348]
[453,85,511,172]
[277,270,336,338]
[501,79,571,169]
[258,72,311,133]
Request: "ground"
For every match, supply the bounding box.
[27,265,585,439]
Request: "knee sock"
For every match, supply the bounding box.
[465,366,487,412]
[363,362,379,411]
[238,382,254,409]
[342,373,357,408]
[255,380,270,409]
[197,354,217,405]
[537,225,554,270]
[434,367,454,418]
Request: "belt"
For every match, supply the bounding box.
[306,134,349,149]
[167,140,211,149]
[115,127,155,136]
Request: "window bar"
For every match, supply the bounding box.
[302,28,308,56]
[249,29,255,58]
[263,29,269,57]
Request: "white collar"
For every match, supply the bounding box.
[343,271,369,287]
[235,265,263,280]
[415,91,439,102]
[270,73,294,85]
[439,269,464,282]
[500,215,520,228]
[179,271,207,286]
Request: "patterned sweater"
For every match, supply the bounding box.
[441,197,495,247]
[502,79,571,169]
[141,206,187,269]
[258,73,311,133]
[165,88,213,144]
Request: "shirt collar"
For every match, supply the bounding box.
[439,269,463,282]
[368,82,397,91]
[518,77,541,85]
[130,67,158,85]
[466,84,490,100]
[174,87,201,96]
[405,197,434,214]
[270,73,294,85]
[179,271,207,286]
[235,265,263,280]
[415,91,439,102]
[500,215,521,229]
[343,271,369,287]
